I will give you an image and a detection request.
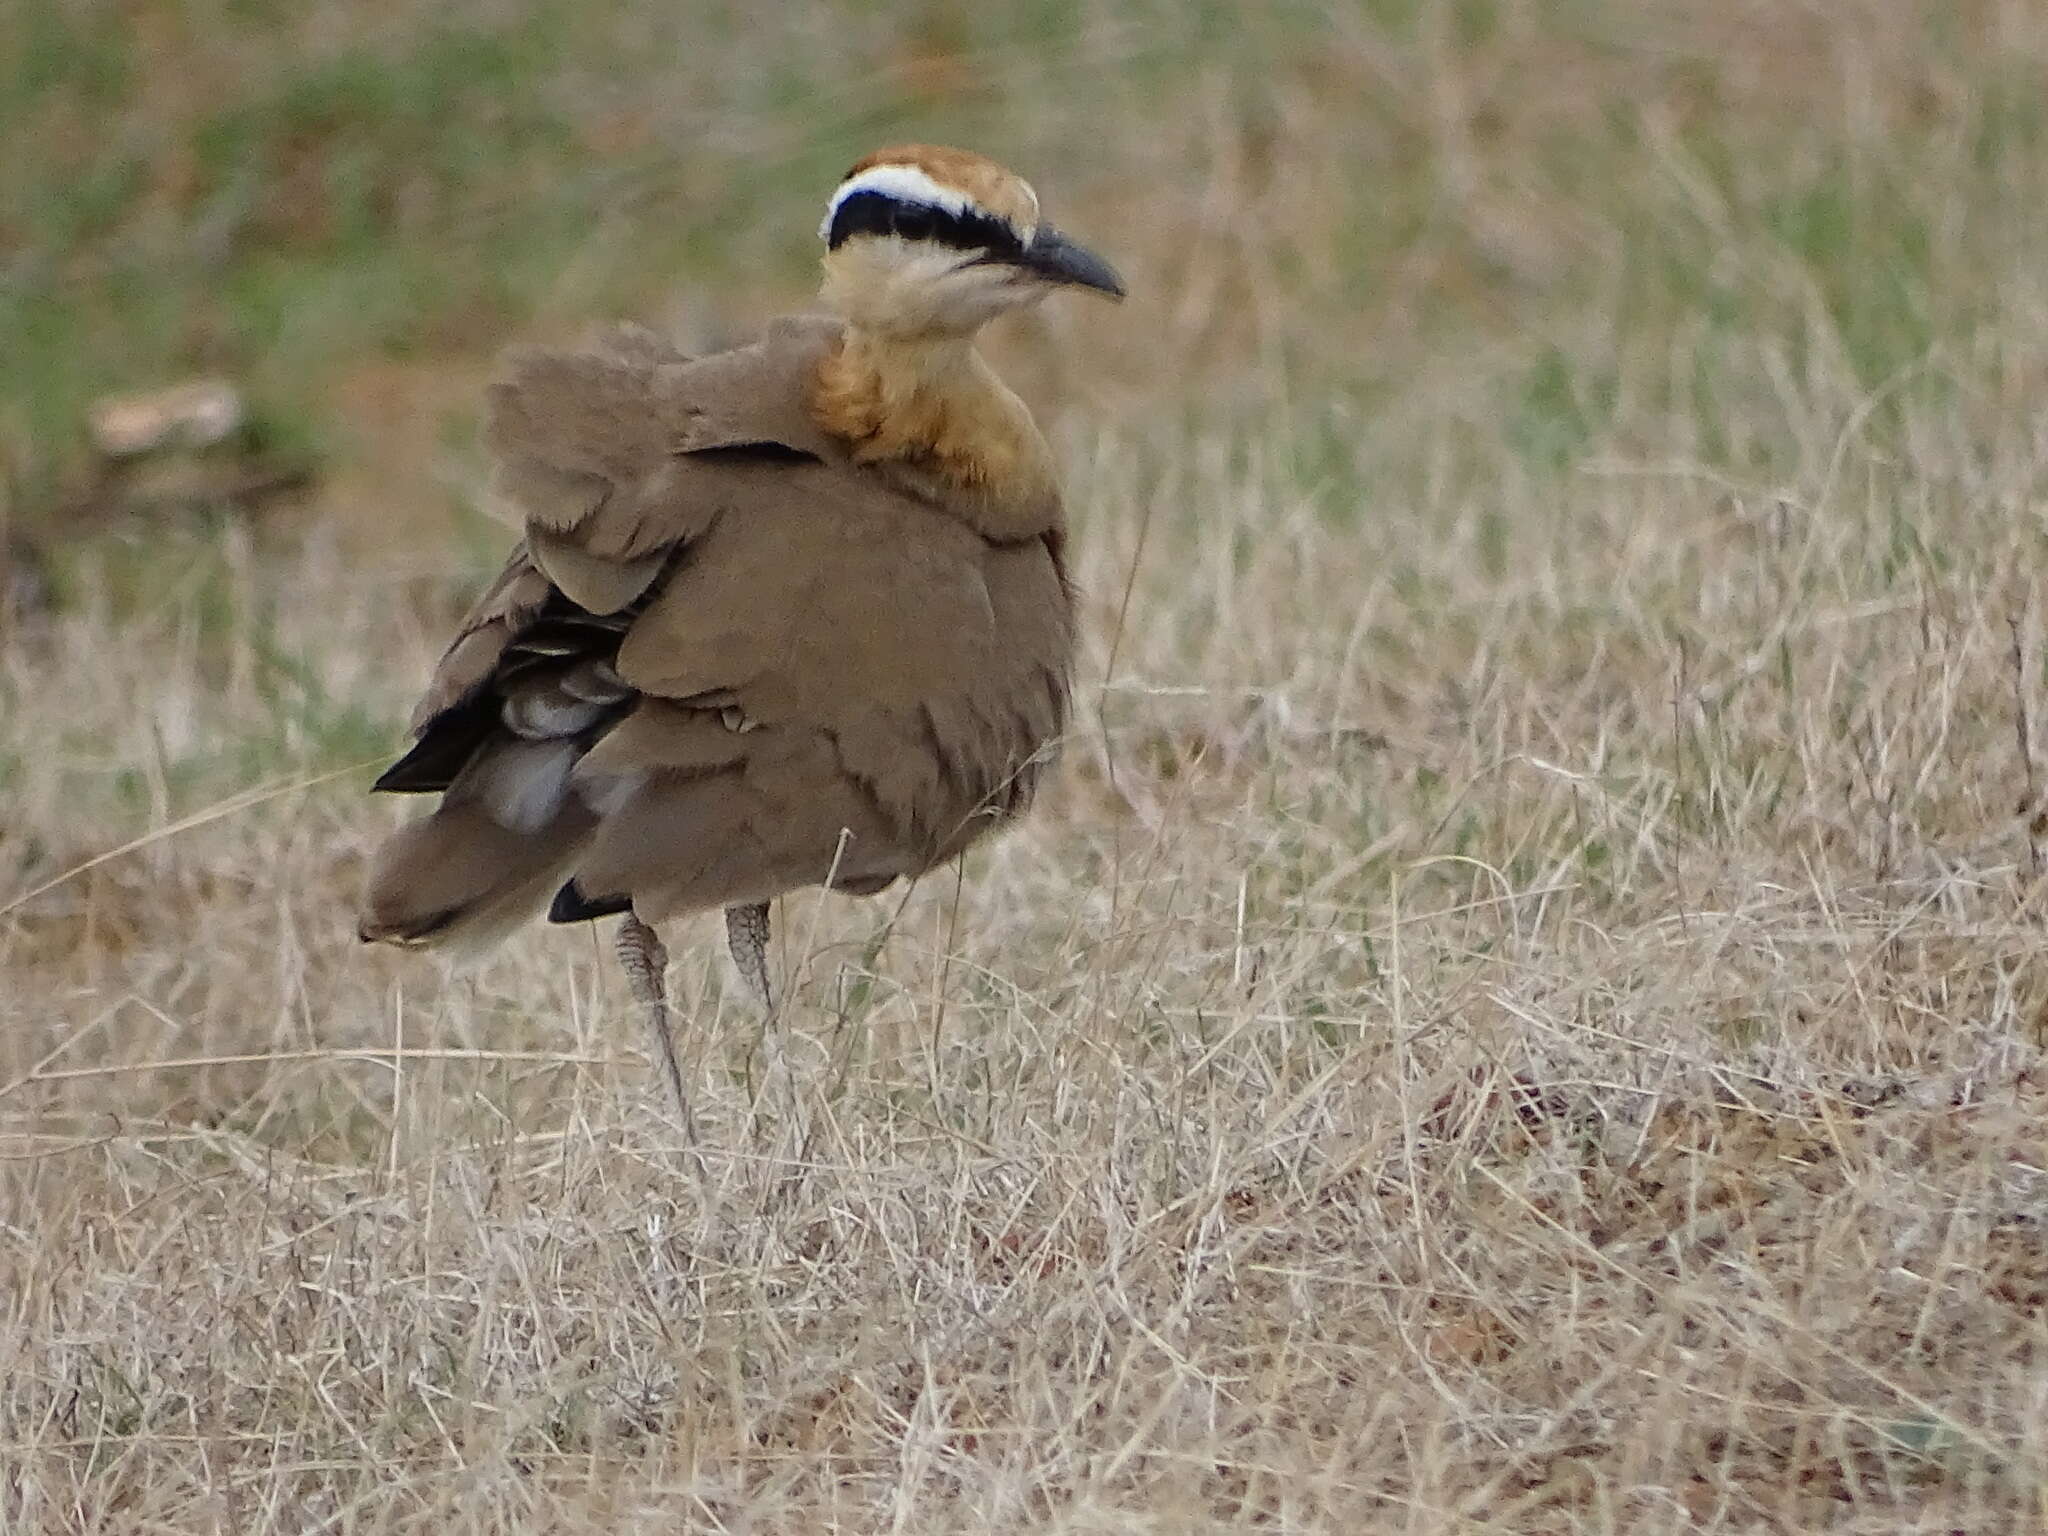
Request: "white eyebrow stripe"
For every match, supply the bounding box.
[820,164,976,240]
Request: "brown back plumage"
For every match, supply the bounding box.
[358,316,1072,947]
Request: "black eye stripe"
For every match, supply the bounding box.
[826,190,1025,258]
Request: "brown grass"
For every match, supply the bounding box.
[7,0,2048,1529]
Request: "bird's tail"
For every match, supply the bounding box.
[358,737,600,958]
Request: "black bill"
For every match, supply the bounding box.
[1014,225,1127,298]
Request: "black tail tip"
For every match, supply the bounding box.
[548,879,632,925]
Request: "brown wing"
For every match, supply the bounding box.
[362,316,1071,945]
[563,467,1072,921]
[372,319,775,796]
[369,341,670,797]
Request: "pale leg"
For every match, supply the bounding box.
[724,901,774,1012]
[616,913,694,1133]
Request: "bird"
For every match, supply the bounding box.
[357,145,1125,1120]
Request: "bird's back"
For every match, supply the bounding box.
[359,316,1073,947]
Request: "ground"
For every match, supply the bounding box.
[6,1,2048,1530]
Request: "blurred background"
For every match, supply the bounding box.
[9,3,2048,1525]
[12,0,2045,548]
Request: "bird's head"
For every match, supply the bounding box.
[818,145,1125,339]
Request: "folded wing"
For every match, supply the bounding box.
[360,318,1071,950]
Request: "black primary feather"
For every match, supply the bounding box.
[549,878,631,924]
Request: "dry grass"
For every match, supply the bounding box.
[8,0,2048,1529]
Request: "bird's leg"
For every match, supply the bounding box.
[728,899,801,1168]
[616,912,695,1133]
[724,901,774,1013]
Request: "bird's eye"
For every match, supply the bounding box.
[892,206,936,241]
